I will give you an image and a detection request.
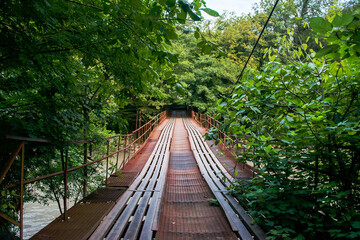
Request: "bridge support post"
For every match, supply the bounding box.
[122,136,127,169]
[20,142,24,240]
[63,149,69,222]
[106,140,109,186]
[116,136,120,169]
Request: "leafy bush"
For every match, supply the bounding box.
[214,7,360,239]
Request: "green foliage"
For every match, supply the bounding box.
[166,25,239,113]
[213,7,360,239]
[310,17,333,33]
[207,198,219,206]
[0,0,211,234]
[201,8,220,17]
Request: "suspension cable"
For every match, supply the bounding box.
[231,0,280,94]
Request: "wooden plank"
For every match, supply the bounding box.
[192,148,253,240]
[105,120,173,239]
[140,151,171,240]
[125,151,171,240]
[184,119,255,240]
[125,119,174,239]
[187,121,234,184]
[185,118,267,240]
[89,119,173,240]
[116,146,165,239]
[114,119,174,240]
[185,120,232,188]
[0,212,20,227]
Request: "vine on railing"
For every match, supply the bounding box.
[0,110,167,239]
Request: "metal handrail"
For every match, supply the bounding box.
[191,110,255,174]
[0,110,168,239]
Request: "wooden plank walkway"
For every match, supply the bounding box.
[89,117,175,240]
[155,113,238,240]
[30,112,265,240]
[185,118,266,240]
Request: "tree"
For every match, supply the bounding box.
[1,0,214,236]
[166,23,238,113]
[211,6,360,239]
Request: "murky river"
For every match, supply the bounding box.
[22,156,121,239]
[23,201,61,239]
[23,199,75,239]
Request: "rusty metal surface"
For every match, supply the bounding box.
[81,187,127,203]
[168,153,197,169]
[165,169,213,202]
[31,202,114,240]
[156,116,238,240]
[107,172,138,187]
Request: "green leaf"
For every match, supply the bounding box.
[166,0,176,8]
[177,9,187,24]
[188,10,201,21]
[194,31,200,39]
[202,45,212,54]
[179,1,201,21]
[347,19,360,30]
[220,102,227,107]
[200,8,220,17]
[310,17,332,34]
[149,5,162,18]
[175,83,186,95]
[352,221,360,229]
[165,28,178,40]
[197,40,206,48]
[341,13,354,26]
[332,13,353,27]
[315,44,340,58]
[218,48,227,57]
[166,52,178,63]
[294,234,306,240]
[207,198,219,206]
[332,15,342,28]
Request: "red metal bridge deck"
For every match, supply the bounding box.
[30,112,264,240]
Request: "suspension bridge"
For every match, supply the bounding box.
[1,110,266,240]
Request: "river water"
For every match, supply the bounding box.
[22,156,122,239]
[23,201,62,239]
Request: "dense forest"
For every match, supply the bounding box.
[1,0,359,239]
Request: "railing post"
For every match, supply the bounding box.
[116,136,120,168]
[133,133,135,156]
[223,121,226,151]
[106,140,109,186]
[141,126,143,145]
[147,122,150,139]
[83,143,87,198]
[123,136,127,168]
[63,148,69,222]
[20,142,24,240]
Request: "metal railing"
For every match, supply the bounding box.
[0,110,167,239]
[191,110,255,175]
